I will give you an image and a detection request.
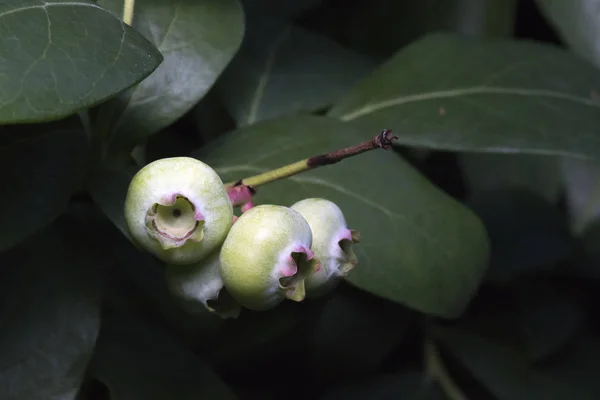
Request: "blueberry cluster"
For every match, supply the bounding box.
[124,157,359,318]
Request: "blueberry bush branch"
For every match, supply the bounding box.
[225,129,398,208]
[122,0,135,25]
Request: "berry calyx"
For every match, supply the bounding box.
[124,157,233,265]
[219,204,318,311]
[290,198,359,297]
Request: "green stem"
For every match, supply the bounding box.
[122,0,135,25]
[424,339,469,400]
[225,129,397,189]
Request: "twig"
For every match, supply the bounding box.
[225,129,397,190]
[122,0,135,25]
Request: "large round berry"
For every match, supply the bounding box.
[219,205,318,311]
[124,157,233,265]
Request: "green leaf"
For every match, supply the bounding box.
[208,301,304,367]
[459,153,561,203]
[303,0,518,60]
[0,116,88,251]
[461,281,584,363]
[536,0,600,66]
[539,334,600,398]
[87,161,138,242]
[0,0,162,124]
[216,14,375,126]
[306,286,413,379]
[561,157,600,234]
[0,219,101,400]
[466,189,574,283]
[190,115,489,318]
[328,33,600,158]
[514,282,584,363]
[95,0,244,153]
[240,0,323,19]
[433,326,586,399]
[88,310,236,400]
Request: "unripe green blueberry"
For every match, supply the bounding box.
[219,204,318,311]
[124,157,233,265]
[166,249,241,319]
[290,198,359,297]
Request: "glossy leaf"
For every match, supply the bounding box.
[0,220,101,399]
[0,0,162,124]
[536,0,600,66]
[88,311,236,400]
[328,33,600,158]
[190,115,489,318]
[96,0,244,153]
[216,14,375,126]
[0,116,88,251]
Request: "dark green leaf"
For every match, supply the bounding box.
[539,334,600,398]
[328,33,600,157]
[568,219,600,279]
[87,161,137,241]
[466,189,574,283]
[536,0,600,66]
[433,326,586,400]
[191,88,236,145]
[0,220,101,400]
[0,116,88,251]
[241,0,323,19]
[462,281,584,363]
[302,0,517,60]
[306,286,413,379]
[88,310,236,400]
[216,14,375,126]
[514,283,584,363]
[208,301,303,367]
[0,0,162,124]
[95,0,244,153]
[561,157,600,234]
[459,153,561,203]
[190,115,489,318]
[323,372,447,400]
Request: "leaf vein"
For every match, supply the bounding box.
[340,86,600,121]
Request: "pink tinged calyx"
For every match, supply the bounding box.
[336,228,360,275]
[277,245,319,302]
[145,194,206,250]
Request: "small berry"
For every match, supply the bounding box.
[124,157,233,265]
[166,249,241,319]
[290,198,359,297]
[219,205,318,311]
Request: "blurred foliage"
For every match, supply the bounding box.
[2,0,600,399]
